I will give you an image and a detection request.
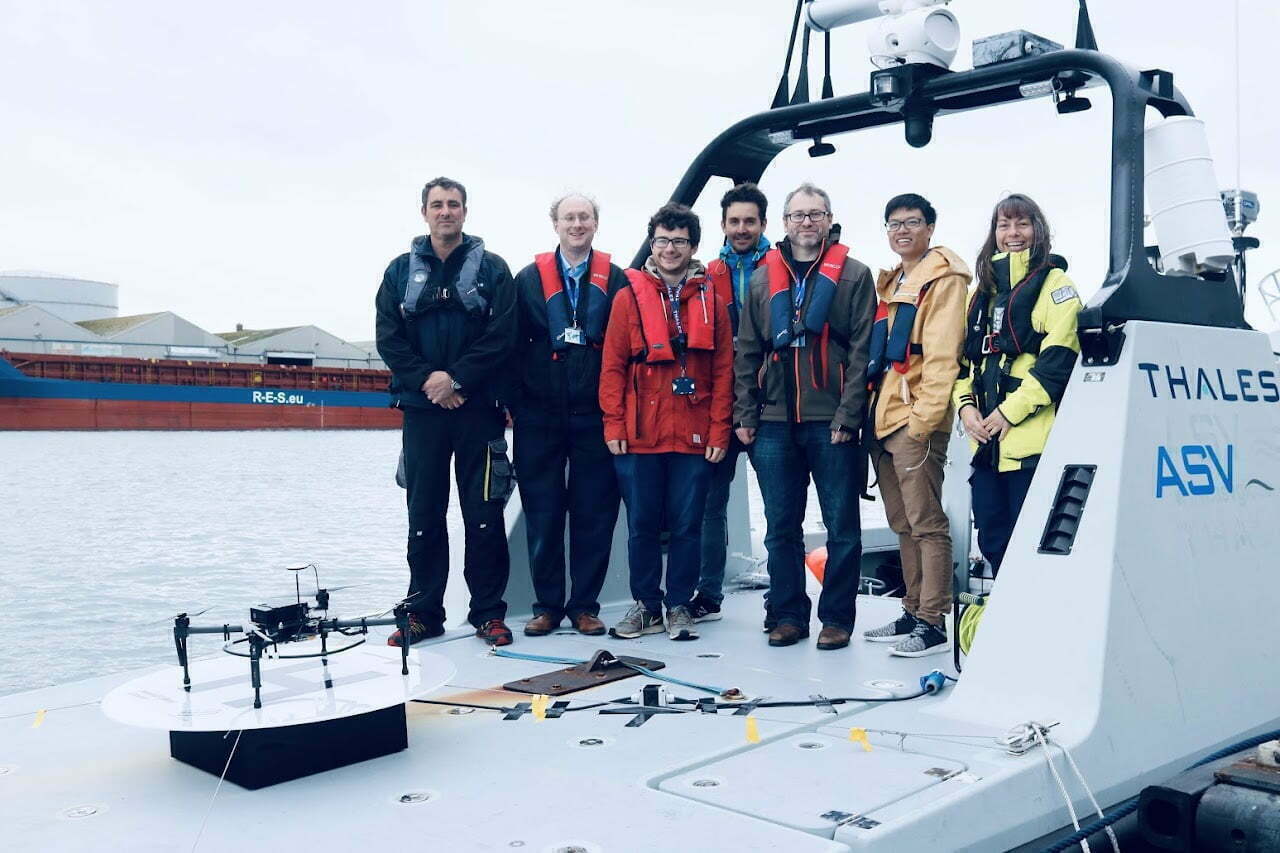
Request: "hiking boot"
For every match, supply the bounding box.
[687,593,722,623]
[386,614,441,647]
[572,612,606,636]
[523,613,560,636]
[476,619,514,647]
[767,623,809,647]
[665,605,699,641]
[610,602,664,639]
[816,625,851,650]
[863,610,918,643]
[890,619,950,658]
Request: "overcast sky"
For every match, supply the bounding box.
[2,0,1276,341]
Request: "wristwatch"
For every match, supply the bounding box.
[450,376,463,392]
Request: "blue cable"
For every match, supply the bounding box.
[491,648,587,666]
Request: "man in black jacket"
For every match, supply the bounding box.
[375,176,518,647]
[508,193,628,637]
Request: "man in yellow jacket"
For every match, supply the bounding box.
[862,193,970,658]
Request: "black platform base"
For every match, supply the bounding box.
[169,703,407,789]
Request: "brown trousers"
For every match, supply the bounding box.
[870,426,952,627]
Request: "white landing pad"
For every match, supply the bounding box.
[101,643,455,731]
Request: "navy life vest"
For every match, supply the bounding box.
[764,241,850,350]
[535,250,612,352]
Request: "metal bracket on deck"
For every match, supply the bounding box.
[502,649,667,696]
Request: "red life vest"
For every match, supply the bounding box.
[534,249,612,351]
[623,269,714,364]
[704,259,733,315]
[764,241,850,350]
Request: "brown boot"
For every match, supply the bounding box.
[767,623,810,647]
[816,625,851,650]
[523,613,559,637]
[572,613,606,636]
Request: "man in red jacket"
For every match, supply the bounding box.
[599,203,734,641]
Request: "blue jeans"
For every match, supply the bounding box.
[748,421,862,631]
[614,452,712,613]
[697,436,744,604]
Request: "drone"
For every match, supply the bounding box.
[170,563,414,709]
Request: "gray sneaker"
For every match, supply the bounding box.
[890,619,950,657]
[863,610,918,643]
[665,605,699,641]
[610,602,664,639]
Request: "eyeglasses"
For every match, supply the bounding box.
[784,210,830,224]
[558,213,596,224]
[885,217,927,232]
[651,237,691,248]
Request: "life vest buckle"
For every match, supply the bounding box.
[981,333,1000,355]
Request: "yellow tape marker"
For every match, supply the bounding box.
[849,727,872,752]
[32,709,46,729]
[531,694,549,721]
[745,716,760,743]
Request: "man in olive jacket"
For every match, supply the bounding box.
[734,182,877,650]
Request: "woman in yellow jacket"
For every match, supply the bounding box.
[953,194,1081,576]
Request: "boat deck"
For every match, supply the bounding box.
[0,587,1027,852]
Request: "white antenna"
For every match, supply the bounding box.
[1259,269,1280,325]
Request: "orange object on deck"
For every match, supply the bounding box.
[805,547,828,584]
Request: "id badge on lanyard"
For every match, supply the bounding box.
[564,326,585,346]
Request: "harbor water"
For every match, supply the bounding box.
[0,430,873,698]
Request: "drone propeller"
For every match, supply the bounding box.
[256,583,370,607]
[147,607,211,626]
[344,591,423,621]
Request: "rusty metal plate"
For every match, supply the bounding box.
[502,650,667,696]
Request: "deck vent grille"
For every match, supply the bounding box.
[1038,465,1096,555]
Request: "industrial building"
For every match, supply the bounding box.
[0,271,118,323]
[0,273,384,369]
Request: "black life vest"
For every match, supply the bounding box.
[963,253,1069,364]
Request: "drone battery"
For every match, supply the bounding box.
[168,703,407,789]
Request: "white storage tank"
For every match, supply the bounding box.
[0,270,119,323]
[1143,116,1235,274]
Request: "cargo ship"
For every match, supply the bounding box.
[0,272,400,430]
[0,350,400,430]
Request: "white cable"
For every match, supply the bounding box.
[191,728,244,853]
[904,433,932,472]
[1054,738,1121,853]
[1027,724,1090,853]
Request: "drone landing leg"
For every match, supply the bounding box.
[393,604,410,676]
[249,634,265,710]
[174,615,191,691]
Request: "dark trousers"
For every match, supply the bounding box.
[970,465,1035,577]
[749,421,862,631]
[697,435,745,604]
[614,452,712,613]
[402,405,510,629]
[513,410,620,621]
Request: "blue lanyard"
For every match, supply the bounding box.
[792,274,807,320]
[665,282,686,337]
[565,273,581,317]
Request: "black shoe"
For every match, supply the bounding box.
[387,614,443,647]
[687,593,722,623]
